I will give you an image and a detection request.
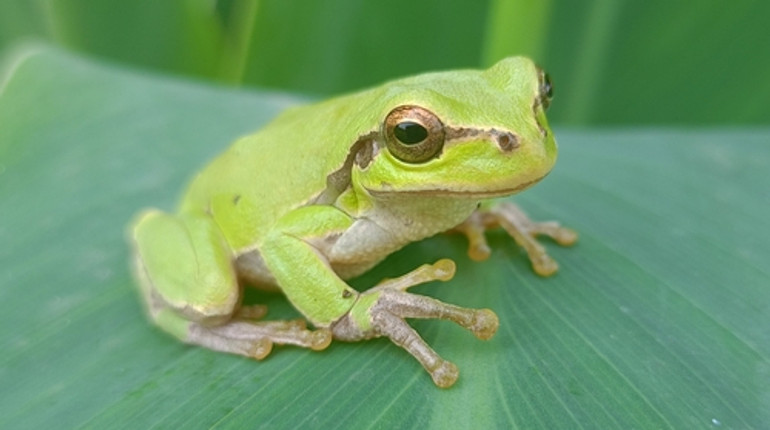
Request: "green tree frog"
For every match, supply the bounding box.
[129,57,577,388]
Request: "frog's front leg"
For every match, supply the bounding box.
[130,209,332,359]
[261,206,498,388]
[453,201,578,276]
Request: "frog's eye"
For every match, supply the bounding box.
[538,68,553,110]
[383,105,445,164]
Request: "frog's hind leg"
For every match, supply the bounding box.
[131,209,331,360]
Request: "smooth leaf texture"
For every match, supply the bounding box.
[1,48,768,429]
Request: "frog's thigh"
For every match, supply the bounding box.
[132,209,240,326]
[132,210,331,358]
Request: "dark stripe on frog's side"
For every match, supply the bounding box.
[311,131,378,205]
[444,127,520,152]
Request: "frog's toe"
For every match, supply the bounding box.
[236,304,269,320]
[430,360,459,389]
[186,323,275,359]
[451,211,493,261]
[553,226,578,246]
[308,328,333,350]
[248,319,333,351]
[249,338,273,359]
[184,317,333,360]
[467,242,492,262]
[531,253,559,277]
[469,308,499,340]
[533,222,579,247]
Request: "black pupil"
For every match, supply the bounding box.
[394,122,428,144]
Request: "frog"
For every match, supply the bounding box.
[129,56,577,388]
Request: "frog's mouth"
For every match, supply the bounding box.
[366,173,547,199]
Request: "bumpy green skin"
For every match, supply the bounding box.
[130,57,559,386]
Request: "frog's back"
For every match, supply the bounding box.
[178,58,537,251]
[179,89,384,251]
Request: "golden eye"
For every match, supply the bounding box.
[383,105,445,163]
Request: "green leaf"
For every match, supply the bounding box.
[1,47,767,429]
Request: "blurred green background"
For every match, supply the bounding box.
[2,0,768,125]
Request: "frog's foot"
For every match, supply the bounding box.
[187,315,332,360]
[453,201,577,277]
[332,259,499,388]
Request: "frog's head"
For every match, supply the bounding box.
[353,56,556,200]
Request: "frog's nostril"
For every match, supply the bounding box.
[495,131,519,152]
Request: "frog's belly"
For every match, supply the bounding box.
[234,200,473,291]
[234,245,389,291]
